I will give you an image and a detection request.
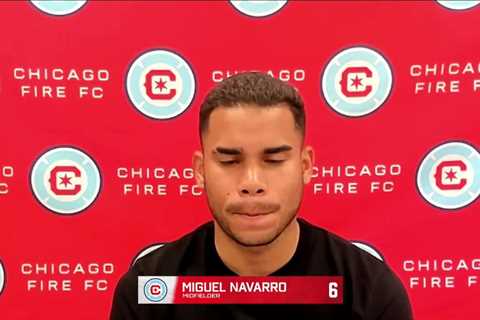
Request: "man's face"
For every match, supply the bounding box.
[193,104,314,247]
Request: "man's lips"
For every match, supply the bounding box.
[233,211,275,217]
[227,202,280,217]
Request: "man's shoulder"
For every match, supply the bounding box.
[129,220,213,276]
[299,218,390,275]
[299,218,412,318]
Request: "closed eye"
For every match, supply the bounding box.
[265,159,285,164]
[219,160,239,165]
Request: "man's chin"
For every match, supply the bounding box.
[228,229,281,248]
[213,211,297,248]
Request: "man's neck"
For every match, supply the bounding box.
[213,218,300,276]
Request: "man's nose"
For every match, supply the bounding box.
[238,165,267,196]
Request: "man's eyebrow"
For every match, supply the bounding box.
[213,147,243,155]
[263,145,293,154]
[212,145,293,156]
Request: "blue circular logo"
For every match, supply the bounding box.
[321,46,393,117]
[230,0,287,17]
[30,147,101,215]
[30,0,87,16]
[436,0,480,10]
[144,278,168,302]
[0,259,5,296]
[126,49,196,120]
[417,142,480,210]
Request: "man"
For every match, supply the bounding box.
[110,72,413,319]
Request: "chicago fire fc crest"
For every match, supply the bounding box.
[143,278,168,303]
[30,0,87,16]
[0,259,5,296]
[436,0,480,10]
[126,49,196,120]
[30,147,101,215]
[321,46,393,117]
[417,142,480,210]
[230,0,288,17]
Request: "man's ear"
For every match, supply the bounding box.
[192,150,205,188]
[301,145,315,184]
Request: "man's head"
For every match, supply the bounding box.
[193,72,314,247]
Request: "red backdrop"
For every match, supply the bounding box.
[0,1,479,319]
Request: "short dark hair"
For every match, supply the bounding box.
[199,72,305,141]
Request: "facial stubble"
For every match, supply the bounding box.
[203,178,303,248]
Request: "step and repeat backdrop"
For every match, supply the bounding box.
[0,1,479,319]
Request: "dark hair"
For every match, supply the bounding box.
[199,72,305,141]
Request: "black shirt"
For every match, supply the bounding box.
[110,218,413,319]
